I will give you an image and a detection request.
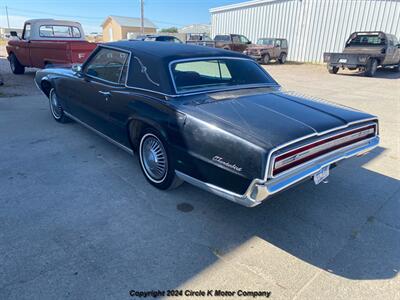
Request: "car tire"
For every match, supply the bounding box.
[138,128,182,190]
[49,88,69,123]
[365,58,378,77]
[9,53,25,75]
[278,53,287,64]
[262,53,270,65]
[328,66,339,74]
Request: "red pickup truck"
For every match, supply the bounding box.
[7,19,97,74]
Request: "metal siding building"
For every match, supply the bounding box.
[210,0,400,62]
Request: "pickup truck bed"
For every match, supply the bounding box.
[324,31,400,77]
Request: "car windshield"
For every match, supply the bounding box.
[171,58,276,93]
[347,34,386,46]
[214,35,230,41]
[257,38,274,45]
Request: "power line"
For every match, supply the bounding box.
[6,6,186,27]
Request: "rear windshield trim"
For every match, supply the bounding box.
[168,56,279,95]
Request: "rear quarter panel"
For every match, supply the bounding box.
[171,114,267,194]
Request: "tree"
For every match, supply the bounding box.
[160,27,178,33]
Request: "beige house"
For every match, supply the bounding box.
[101,15,157,42]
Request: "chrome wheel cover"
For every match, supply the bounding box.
[50,90,62,119]
[140,134,168,183]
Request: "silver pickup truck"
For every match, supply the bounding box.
[324,31,400,77]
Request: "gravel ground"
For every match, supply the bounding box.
[0,46,399,300]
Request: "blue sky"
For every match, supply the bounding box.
[1,0,243,33]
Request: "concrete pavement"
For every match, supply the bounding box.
[0,64,399,299]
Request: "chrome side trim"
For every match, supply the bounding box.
[64,111,134,155]
[176,135,379,208]
[175,171,260,207]
[264,118,378,180]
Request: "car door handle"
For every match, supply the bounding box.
[99,91,111,96]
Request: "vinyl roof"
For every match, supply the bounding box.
[105,40,248,61]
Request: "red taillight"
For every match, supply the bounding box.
[272,125,376,176]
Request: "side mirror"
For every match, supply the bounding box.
[72,64,82,73]
[10,31,20,39]
[247,41,251,44]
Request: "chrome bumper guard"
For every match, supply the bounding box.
[176,136,379,207]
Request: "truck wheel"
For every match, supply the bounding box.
[278,53,287,64]
[262,54,270,65]
[9,53,25,75]
[138,128,183,190]
[328,66,339,74]
[365,58,378,77]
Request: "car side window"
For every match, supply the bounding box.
[23,23,31,40]
[84,48,129,84]
[281,40,288,48]
[240,35,250,44]
[232,35,240,43]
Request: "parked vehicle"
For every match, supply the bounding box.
[244,38,288,64]
[35,42,379,207]
[6,19,96,74]
[143,35,182,43]
[214,34,251,52]
[185,33,215,47]
[324,31,400,77]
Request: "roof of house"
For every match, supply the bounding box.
[178,24,211,34]
[102,15,157,29]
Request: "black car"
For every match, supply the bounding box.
[35,42,379,207]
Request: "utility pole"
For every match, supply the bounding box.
[6,6,11,29]
[140,0,144,35]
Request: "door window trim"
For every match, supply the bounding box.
[82,46,131,86]
[22,23,31,40]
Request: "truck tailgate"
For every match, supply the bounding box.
[69,41,97,63]
[323,52,369,65]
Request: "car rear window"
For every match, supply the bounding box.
[39,25,81,38]
[171,58,276,93]
[347,33,386,46]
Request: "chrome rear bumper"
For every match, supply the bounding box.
[176,136,379,207]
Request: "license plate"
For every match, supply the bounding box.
[313,166,330,185]
[339,58,347,63]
